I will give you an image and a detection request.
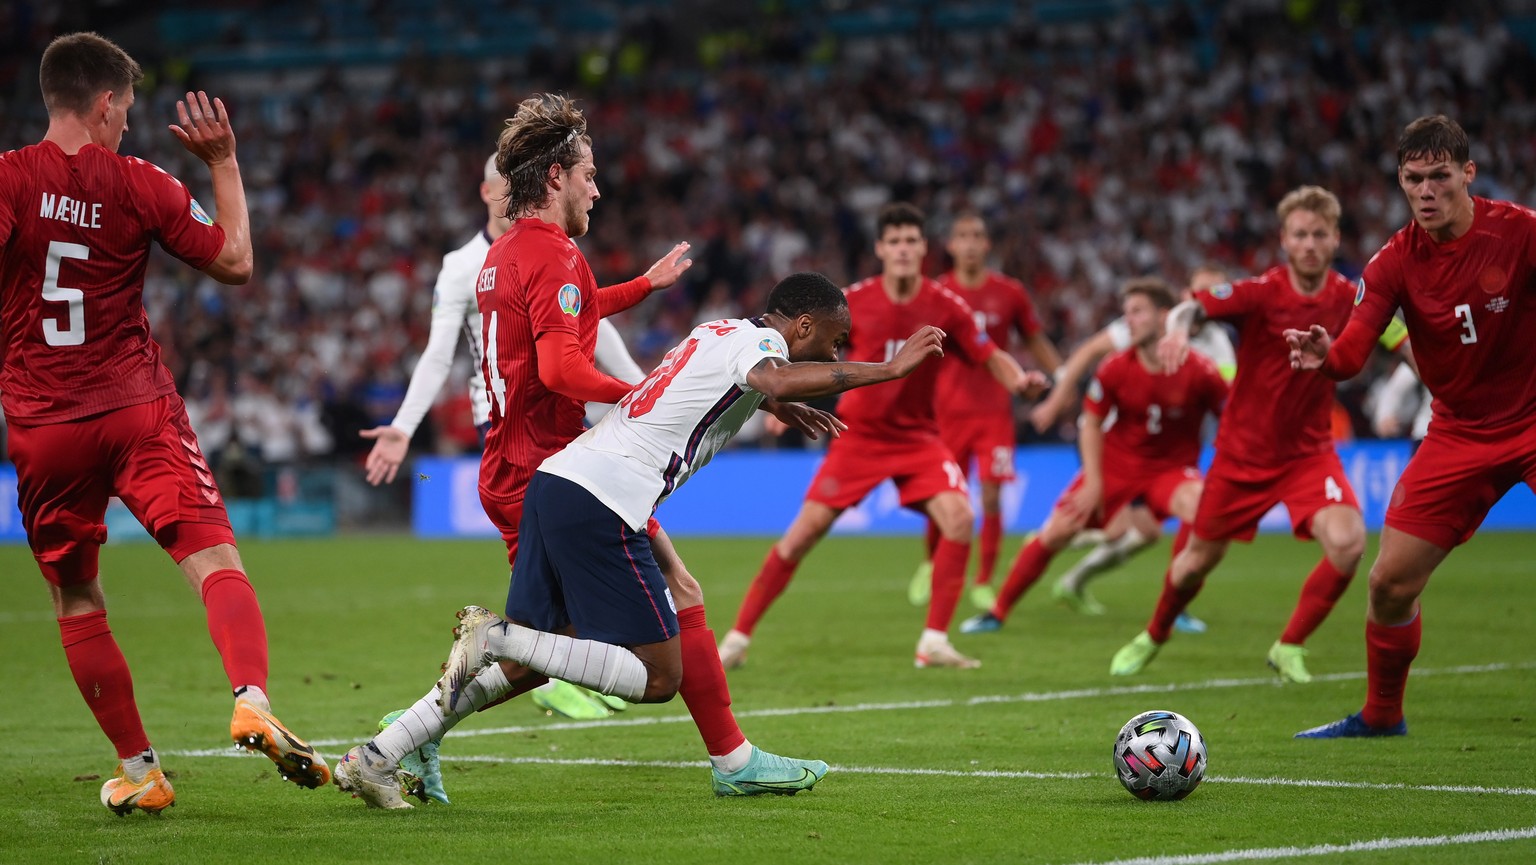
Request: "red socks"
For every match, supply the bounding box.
[733,548,798,636]
[1146,525,1197,643]
[677,605,747,756]
[976,513,1003,586]
[1280,558,1355,645]
[1362,613,1421,728]
[59,611,150,759]
[926,538,971,631]
[993,537,1054,620]
[201,569,268,693]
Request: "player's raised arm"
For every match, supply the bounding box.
[1029,328,1118,431]
[1156,299,1205,371]
[595,242,693,315]
[171,91,251,284]
[746,325,944,401]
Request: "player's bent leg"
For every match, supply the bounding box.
[1166,483,1209,636]
[1272,505,1365,682]
[1114,531,1226,675]
[917,491,980,667]
[970,481,1006,609]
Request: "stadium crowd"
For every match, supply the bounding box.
[1,1,1532,473]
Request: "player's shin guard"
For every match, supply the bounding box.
[733,548,799,636]
[1280,558,1354,645]
[1362,613,1421,729]
[924,520,941,560]
[994,537,1054,620]
[1146,525,1199,643]
[677,605,748,757]
[59,611,151,759]
[925,538,970,631]
[976,512,1003,586]
[201,568,269,693]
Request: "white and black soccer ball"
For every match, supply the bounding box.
[1113,709,1207,800]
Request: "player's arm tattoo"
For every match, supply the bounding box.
[829,366,852,388]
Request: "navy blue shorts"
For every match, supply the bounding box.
[507,472,678,646]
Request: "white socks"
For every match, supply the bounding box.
[710,740,754,774]
[233,684,270,712]
[121,748,158,783]
[1060,528,1154,590]
[371,663,512,766]
[487,623,648,703]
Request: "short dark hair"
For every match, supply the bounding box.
[39,32,143,116]
[1120,276,1177,310]
[876,202,926,239]
[1398,115,1470,165]
[495,93,591,218]
[766,272,847,319]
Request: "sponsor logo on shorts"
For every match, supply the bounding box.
[558,283,581,316]
[1209,282,1233,300]
[189,198,213,226]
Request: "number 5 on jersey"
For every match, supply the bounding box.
[42,240,90,346]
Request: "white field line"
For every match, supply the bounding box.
[162,751,1536,798]
[1055,825,1536,865]
[296,660,1533,747]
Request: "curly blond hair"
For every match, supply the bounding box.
[494,93,591,218]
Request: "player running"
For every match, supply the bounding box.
[1,33,328,814]
[1109,186,1369,683]
[1288,115,1536,737]
[961,278,1226,634]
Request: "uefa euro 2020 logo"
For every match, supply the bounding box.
[558,283,581,317]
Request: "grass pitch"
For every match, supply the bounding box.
[1,530,1533,864]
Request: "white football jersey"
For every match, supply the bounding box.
[540,318,788,530]
[1106,315,1236,380]
[390,229,491,436]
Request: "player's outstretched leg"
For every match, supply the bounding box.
[717,629,751,670]
[377,710,448,804]
[230,690,331,788]
[711,746,829,796]
[100,751,176,816]
[335,744,413,810]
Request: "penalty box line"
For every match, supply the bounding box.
[300,660,1534,747]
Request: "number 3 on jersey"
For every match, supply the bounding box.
[1453,303,1478,344]
[42,240,89,346]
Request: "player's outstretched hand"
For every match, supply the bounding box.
[766,401,847,441]
[359,426,410,485]
[1156,330,1190,372]
[170,91,236,166]
[642,242,693,290]
[1029,393,1066,434]
[888,326,946,376]
[1014,369,1050,400]
[1283,325,1331,371]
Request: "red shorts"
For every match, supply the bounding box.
[940,412,1016,483]
[1057,465,1200,528]
[8,394,234,586]
[806,433,966,511]
[1385,420,1536,549]
[1194,450,1358,543]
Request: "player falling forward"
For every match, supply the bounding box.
[910,211,1062,611]
[1109,186,1369,683]
[334,95,833,807]
[961,279,1226,634]
[0,33,327,814]
[1288,115,1536,737]
[1029,265,1235,625]
[720,203,1047,671]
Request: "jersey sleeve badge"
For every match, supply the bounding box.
[558,283,582,316]
[1354,278,1366,307]
[758,335,787,358]
[1086,377,1104,403]
[1209,282,1233,300]
[189,198,214,226]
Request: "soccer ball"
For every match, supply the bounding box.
[1113,709,1207,800]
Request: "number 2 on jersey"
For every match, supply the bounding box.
[42,240,89,346]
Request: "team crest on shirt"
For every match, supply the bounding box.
[189,198,213,226]
[558,283,581,316]
[1354,278,1366,306]
[1209,282,1233,300]
[758,337,785,357]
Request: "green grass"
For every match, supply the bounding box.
[2,531,1534,864]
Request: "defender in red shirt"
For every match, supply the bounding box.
[721,203,1047,670]
[1111,186,1370,683]
[912,212,1061,610]
[1287,116,1536,738]
[0,34,327,813]
[962,278,1226,634]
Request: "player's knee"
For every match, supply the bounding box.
[638,668,682,703]
[1367,567,1419,615]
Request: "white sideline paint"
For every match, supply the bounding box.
[162,750,1536,798]
[297,660,1532,747]
[1054,825,1536,865]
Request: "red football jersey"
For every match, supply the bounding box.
[476,218,604,503]
[934,270,1042,418]
[1196,265,1353,466]
[1084,348,1227,474]
[835,276,995,439]
[1352,197,1536,431]
[0,142,225,423]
